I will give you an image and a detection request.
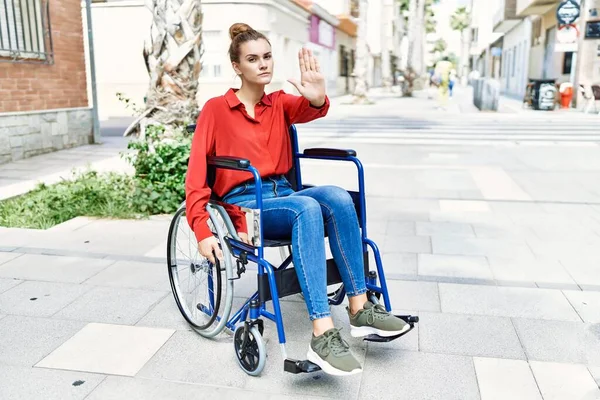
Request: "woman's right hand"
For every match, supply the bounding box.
[198,236,223,265]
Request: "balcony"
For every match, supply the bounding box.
[516,0,557,17]
[493,0,522,33]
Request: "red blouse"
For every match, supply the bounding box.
[185,88,330,242]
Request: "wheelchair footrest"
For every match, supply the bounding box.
[284,358,322,374]
[362,314,419,343]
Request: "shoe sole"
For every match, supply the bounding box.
[306,347,362,376]
[350,323,411,338]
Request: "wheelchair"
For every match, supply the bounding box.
[167,124,418,376]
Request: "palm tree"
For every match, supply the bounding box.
[124,0,203,137]
[401,0,438,96]
[450,6,470,84]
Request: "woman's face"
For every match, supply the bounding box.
[233,38,273,85]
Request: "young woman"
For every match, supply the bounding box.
[185,23,409,376]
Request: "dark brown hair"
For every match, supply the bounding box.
[228,23,271,63]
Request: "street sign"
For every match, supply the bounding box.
[556,0,581,25]
[557,24,579,43]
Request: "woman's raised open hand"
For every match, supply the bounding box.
[287,48,326,107]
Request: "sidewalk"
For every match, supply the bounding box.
[2,87,600,399]
[0,137,131,201]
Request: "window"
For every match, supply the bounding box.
[202,31,221,52]
[562,51,574,74]
[339,44,348,77]
[213,64,221,77]
[471,27,478,44]
[531,18,542,45]
[0,0,52,63]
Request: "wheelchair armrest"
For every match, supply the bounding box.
[303,148,357,158]
[208,156,251,170]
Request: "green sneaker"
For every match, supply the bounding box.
[348,301,410,338]
[307,328,362,376]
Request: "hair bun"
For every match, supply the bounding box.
[229,23,253,40]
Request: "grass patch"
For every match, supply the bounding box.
[0,170,146,229]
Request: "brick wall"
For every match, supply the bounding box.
[0,0,89,113]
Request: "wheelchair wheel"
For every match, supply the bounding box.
[167,203,235,338]
[279,245,344,301]
[233,324,266,376]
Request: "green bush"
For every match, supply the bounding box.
[126,124,192,214]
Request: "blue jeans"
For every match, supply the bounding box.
[222,175,367,320]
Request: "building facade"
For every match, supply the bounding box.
[472,0,600,107]
[87,0,313,118]
[0,0,92,164]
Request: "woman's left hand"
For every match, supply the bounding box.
[287,48,326,107]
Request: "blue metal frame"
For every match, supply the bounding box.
[207,125,392,350]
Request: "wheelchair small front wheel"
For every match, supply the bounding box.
[233,324,266,376]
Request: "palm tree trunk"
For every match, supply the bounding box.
[124,0,203,137]
[406,0,417,71]
[381,0,392,91]
[352,0,370,103]
[414,0,426,74]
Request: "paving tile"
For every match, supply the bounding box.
[439,283,580,321]
[0,277,22,293]
[0,254,113,284]
[386,280,440,312]
[489,257,577,287]
[86,376,323,400]
[83,260,171,291]
[473,357,542,400]
[53,286,168,325]
[137,330,250,388]
[529,361,600,400]
[381,252,417,276]
[418,254,493,280]
[560,259,600,288]
[37,323,175,376]
[135,294,193,331]
[472,222,536,241]
[469,167,532,201]
[358,349,480,400]
[0,281,91,317]
[432,236,534,258]
[0,251,23,265]
[589,366,600,387]
[244,339,365,399]
[384,235,431,253]
[386,221,416,236]
[419,312,525,359]
[563,290,600,323]
[439,200,490,213]
[416,221,475,237]
[0,365,105,400]
[48,217,96,233]
[0,315,86,366]
[512,318,600,366]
